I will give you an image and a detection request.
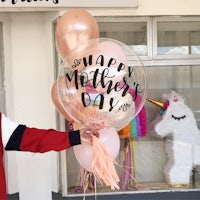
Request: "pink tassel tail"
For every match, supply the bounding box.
[92,135,120,190]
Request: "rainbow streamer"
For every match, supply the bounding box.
[119,106,147,190]
[119,106,147,138]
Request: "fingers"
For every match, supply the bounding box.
[92,131,99,138]
[83,129,99,137]
[80,128,99,145]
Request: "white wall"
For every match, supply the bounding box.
[61,0,200,16]
[134,0,200,16]
[2,12,60,200]
[2,0,200,16]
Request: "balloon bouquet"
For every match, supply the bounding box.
[51,9,147,191]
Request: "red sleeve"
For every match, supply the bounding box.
[20,127,81,153]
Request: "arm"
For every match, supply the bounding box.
[1,113,81,153]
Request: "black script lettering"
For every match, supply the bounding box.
[83,55,92,67]
[93,94,104,109]
[117,63,126,72]
[121,77,130,97]
[96,55,104,66]
[81,92,104,109]
[107,58,116,67]
[81,92,90,107]
[81,92,120,112]
[119,103,131,112]
[8,0,59,5]
[128,66,134,77]
[109,98,119,111]
[72,59,81,68]
[98,68,131,97]
[92,68,100,88]
[85,68,115,89]
[95,56,119,68]
[80,71,91,87]
[99,68,115,91]
[106,80,122,95]
[65,70,79,89]
[98,68,115,89]
[131,82,141,101]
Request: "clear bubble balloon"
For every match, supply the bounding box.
[57,38,147,131]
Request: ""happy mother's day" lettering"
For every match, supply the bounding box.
[65,54,141,112]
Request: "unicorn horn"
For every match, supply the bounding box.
[146,98,164,108]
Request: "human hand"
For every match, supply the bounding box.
[80,129,99,144]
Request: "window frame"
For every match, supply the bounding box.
[56,15,200,197]
[95,16,152,61]
[151,16,200,66]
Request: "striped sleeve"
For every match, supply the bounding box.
[1,113,81,152]
[1,113,22,150]
[19,128,81,153]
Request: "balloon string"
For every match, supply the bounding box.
[115,160,143,190]
[94,175,97,200]
[83,172,89,200]
[130,138,136,185]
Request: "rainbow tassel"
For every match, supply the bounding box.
[118,123,131,138]
[134,106,147,137]
[138,106,147,137]
[131,118,137,137]
[119,106,147,138]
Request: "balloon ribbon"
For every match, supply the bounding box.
[92,135,120,190]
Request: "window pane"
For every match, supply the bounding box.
[146,64,200,120]
[157,21,200,55]
[98,22,148,56]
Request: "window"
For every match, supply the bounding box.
[157,20,200,56]
[152,17,200,66]
[96,17,151,59]
[58,16,200,197]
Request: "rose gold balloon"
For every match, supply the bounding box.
[55,9,99,59]
[51,80,74,122]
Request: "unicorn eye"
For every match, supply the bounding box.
[171,114,186,121]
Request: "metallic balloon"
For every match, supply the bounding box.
[55,9,99,59]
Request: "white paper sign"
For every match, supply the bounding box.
[0,0,138,8]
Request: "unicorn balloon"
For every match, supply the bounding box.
[149,91,200,187]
